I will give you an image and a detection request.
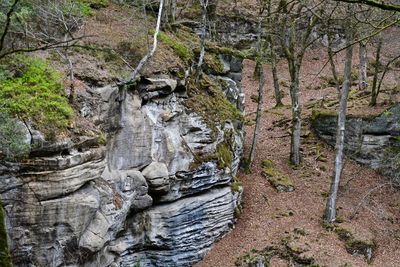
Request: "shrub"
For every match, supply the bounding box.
[0,55,73,138]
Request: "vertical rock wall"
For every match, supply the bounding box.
[0,55,244,266]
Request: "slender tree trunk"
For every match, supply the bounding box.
[376,53,400,100]
[370,38,382,106]
[324,33,354,223]
[195,0,208,84]
[288,62,301,166]
[253,18,263,80]
[163,0,169,26]
[127,0,164,83]
[271,53,282,107]
[327,33,340,93]
[142,0,151,52]
[358,42,368,91]
[171,0,176,22]
[248,9,265,168]
[249,66,265,166]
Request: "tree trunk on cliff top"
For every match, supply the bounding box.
[195,0,208,84]
[127,0,164,83]
[324,31,354,223]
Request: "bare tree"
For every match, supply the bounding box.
[264,0,283,107]
[124,0,165,84]
[248,11,266,167]
[370,37,382,105]
[277,0,319,166]
[324,27,354,223]
[334,0,400,12]
[195,0,209,84]
[0,0,87,59]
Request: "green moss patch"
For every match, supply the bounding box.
[185,74,242,170]
[261,160,294,192]
[186,75,243,136]
[158,31,194,65]
[0,55,73,138]
[204,53,224,74]
[236,234,320,267]
[334,224,376,263]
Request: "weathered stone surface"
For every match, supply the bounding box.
[102,187,237,267]
[142,162,170,194]
[1,60,244,267]
[312,104,400,183]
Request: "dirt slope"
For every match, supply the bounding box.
[196,46,400,267]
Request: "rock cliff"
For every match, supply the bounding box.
[0,54,245,266]
[312,104,400,183]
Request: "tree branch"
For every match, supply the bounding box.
[0,0,21,54]
[334,0,400,12]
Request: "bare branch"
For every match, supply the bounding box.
[0,0,21,54]
[334,0,400,12]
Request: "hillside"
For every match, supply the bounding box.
[0,0,399,266]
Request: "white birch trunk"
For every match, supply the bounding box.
[324,32,354,223]
[127,0,164,83]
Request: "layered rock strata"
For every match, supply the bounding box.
[0,55,244,266]
[312,104,400,183]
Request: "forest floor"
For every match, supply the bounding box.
[196,35,400,267]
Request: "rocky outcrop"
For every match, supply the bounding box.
[183,17,258,49]
[312,104,400,183]
[0,55,244,266]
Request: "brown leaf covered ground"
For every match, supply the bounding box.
[196,39,400,267]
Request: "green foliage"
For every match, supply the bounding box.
[73,0,109,16]
[0,1,32,36]
[0,204,12,267]
[74,1,94,16]
[0,55,73,137]
[0,113,30,160]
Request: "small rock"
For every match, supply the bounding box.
[142,162,170,194]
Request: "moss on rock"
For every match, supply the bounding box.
[186,75,243,137]
[158,31,194,65]
[204,53,225,74]
[261,160,294,192]
[335,223,376,263]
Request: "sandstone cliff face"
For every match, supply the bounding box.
[312,104,400,183]
[0,55,244,266]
